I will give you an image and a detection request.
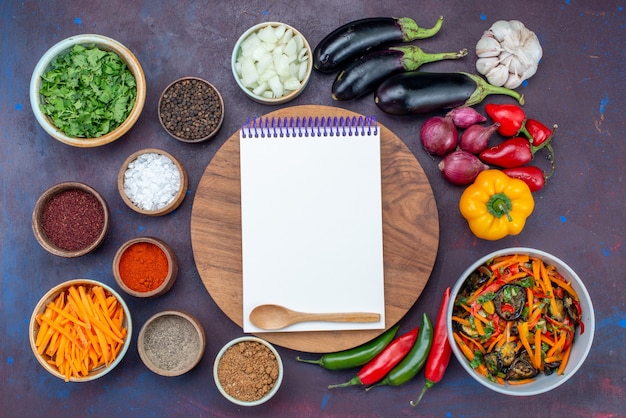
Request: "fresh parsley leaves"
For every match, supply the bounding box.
[39,44,137,138]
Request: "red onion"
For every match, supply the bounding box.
[459,122,500,154]
[438,149,490,185]
[420,115,457,156]
[446,107,487,128]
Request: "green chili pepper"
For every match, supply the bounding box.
[296,325,399,370]
[366,313,433,390]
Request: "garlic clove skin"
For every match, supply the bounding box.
[489,20,514,42]
[485,64,510,87]
[504,73,523,89]
[476,36,502,58]
[476,57,499,75]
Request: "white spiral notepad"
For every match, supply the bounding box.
[239,115,385,332]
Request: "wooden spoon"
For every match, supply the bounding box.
[249,304,381,330]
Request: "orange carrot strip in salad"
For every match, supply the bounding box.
[557,343,572,375]
[534,329,543,372]
[539,260,560,316]
[549,274,579,301]
[488,333,505,352]
[547,332,566,358]
[518,322,534,359]
[508,378,536,385]
[451,316,472,327]
[532,259,547,294]
[473,315,485,336]
[502,271,527,283]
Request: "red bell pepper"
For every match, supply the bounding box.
[411,287,452,406]
[485,103,530,138]
[328,327,419,388]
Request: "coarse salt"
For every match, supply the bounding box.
[123,153,181,211]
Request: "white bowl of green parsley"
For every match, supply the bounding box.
[30,34,146,147]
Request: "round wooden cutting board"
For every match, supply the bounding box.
[190,105,439,353]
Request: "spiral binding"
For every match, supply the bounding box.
[240,115,378,138]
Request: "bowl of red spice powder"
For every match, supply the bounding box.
[32,182,110,258]
[112,237,178,298]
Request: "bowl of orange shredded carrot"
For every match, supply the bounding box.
[29,279,132,382]
[447,248,594,396]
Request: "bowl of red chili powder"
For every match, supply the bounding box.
[113,236,178,298]
[32,182,110,257]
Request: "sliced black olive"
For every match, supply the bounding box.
[505,351,538,380]
[494,284,526,321]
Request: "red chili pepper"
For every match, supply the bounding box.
[479,136,554,168]
[500,303,515,314]
[328,327,419,388]
[485,103,530,137]
[502,165,549,192]
[524,119,558,146]
[411,287,451,407]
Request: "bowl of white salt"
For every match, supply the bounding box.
[232,22,312,104]
[138,310,206,377]
[117,148,188,216]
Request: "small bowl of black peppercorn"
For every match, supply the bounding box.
[158,77,225,143]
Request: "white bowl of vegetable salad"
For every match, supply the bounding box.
[232,22,312,105]
[447,247,594,396]
[30,34,146,147]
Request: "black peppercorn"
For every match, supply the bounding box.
[159,78,223,142]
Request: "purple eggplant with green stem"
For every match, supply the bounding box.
[332,46,468,101]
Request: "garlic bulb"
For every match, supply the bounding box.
[475,20,542,89]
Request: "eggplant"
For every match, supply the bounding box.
[313,16,444,74]
[332,46,467,101]
[374,72,525,115]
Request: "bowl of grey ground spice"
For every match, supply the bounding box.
[138,310,206,377]
[32,182,110,257]
[118,148,188,216]
[113,237,178,298]
[213,336,284,406]
[158,77,225,143]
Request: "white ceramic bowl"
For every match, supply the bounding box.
[447,247,594,396]
[30,34,146,147]
[29,279,132,382]
[213,336,283,406]
[232,22,312,105]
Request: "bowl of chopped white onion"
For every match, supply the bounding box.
[232,22,312,105]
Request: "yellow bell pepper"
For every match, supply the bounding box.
[459,169,534,240]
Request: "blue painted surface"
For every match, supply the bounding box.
[1,1,624,417]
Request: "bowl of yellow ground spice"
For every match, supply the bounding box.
[112,237,178,298]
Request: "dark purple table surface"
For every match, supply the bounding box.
[1,1,624,417]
